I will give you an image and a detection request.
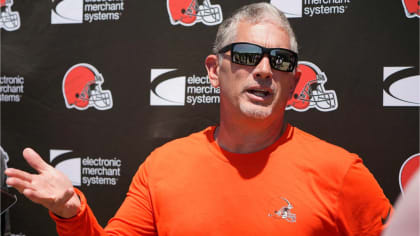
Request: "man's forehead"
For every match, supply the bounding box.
[234,21,291,49]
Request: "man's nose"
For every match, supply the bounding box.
[253,55,273,79]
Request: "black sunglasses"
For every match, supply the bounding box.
[218,42,298,72]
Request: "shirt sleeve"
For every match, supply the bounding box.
[50,188,108,236]
[335,159,393,236]
[51,163,157,236]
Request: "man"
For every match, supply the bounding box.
[5,3,392,235]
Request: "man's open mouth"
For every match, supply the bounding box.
[247,89,271,98]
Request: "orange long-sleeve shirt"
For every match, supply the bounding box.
[51,125,392,235]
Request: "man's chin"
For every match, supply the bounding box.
[239,104,272,120]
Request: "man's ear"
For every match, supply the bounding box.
[289,70,301,99]
[205,54,220,88]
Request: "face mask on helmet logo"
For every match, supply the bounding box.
[287,61,338,112]
[62,63,113,110]
[0,0,20,31]
[167,0,223,26]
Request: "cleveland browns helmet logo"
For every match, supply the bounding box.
[62,63,113,110]
[0,0,20,31]
[399,153,419,194]
[402,0,420,18]
[167,0,223,26]
[287,61,338,112]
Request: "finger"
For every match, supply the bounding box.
[5,168,33,182]
[22,148,51,173]
[6,177,34,194]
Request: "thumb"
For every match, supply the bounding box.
[22,148,50,173]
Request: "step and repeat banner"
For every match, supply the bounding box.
[1,0,419,235]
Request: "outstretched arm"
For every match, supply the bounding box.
[5,147,157,236]
[4,148,81,218]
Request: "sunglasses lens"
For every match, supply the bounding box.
[231,44,262,66]
[270,50,296,72]
[225,43,297,72]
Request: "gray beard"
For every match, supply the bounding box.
[239,103,271,120]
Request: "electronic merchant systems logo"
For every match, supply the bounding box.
[50,149,122,187]
[0,75,24,102]
[270,0,351,18]
[383,66,420,107]
[51,0,124,24]
[150,68,220,106]
[62,63,113,110]
[0,0,21,31]
[167,0,223,26]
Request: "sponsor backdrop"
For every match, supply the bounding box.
[1,0,419,235]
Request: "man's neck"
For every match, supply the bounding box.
[214,116,287,154]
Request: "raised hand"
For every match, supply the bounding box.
[5,148,81,218]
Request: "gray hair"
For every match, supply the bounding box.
[212,2,298,54]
